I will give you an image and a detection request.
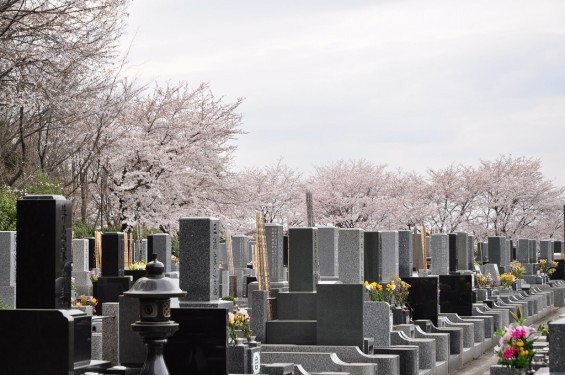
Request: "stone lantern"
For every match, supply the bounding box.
[124,254,186,375]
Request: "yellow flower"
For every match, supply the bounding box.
[364,281,369,286]
[516,340,524,347]
[371,282,377,288]
[91,298,97,305]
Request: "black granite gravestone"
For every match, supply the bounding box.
[88,237,96,270]
[101,232,124,277]
[317,284,364,348]
[283,235,289,267]
[364,231,379,282]
[0,309,106,375]
[164,308,228,375]
[16,195,72,309]
[448,234,458,273]
[439,274,473,316]
[404,276,439,326]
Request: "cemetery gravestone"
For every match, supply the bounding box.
[517,239,529,263]
[265,224,285,282]
[87,237,96,270]
[147,233,172,273]
[317,226,339,278]
[439,274,474,317]
[455,232,469,271]
[540,240,553,261]
[529,239,538,263]
[430,234,449,275]
[338,228,364,284]
[179,217,228,307]
[398,230,413,277]
[0,231,16,307]
[404,276,439,326]
[72,239,93,296]
[379,231,399,282]
[101,232,124,277]
[16,195,72,309]
[288,227,319,292]
[488,236,508,270]
[364,231,379,282]
[467,235,475,270]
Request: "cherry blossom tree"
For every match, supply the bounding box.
[97,82,244,232]
[307,159,393,229]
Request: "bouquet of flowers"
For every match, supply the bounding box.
[390,275,411,307]
[510,261,526,279]
[475,273,493,289]
[129,261,146,270]
[539,259,558,276]
[228,307,252,343]
[495,307,536,369]
[72,294,98,314]
[364,281,393,303]
[500,273,516,289]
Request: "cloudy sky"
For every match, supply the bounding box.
[121,1,565,185]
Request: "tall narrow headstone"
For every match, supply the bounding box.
[101,232,124,277]
[318,227,339,278]
[455,232,469,271]
[338,228,364,284]
[72,239,93,296]
[16,195,72,309]
[488,236,508,269]
[232,235,250,268]
[288,227,319,292]
[448,234,458,272]
[482,241,489,262]
[398,230,413,277]
[529,239,538,263]
[0,231,16,307]
[179,217,222,302]
[540,240,553,261]
[467,235,475,269]
[265,224,284,282]
[517,239,529,263]
[555,241,564,257]
[147,233,172,273]
[87,237,96,270]
[364,231,379,282]
[430,234,449,275]
[379,231,399,282]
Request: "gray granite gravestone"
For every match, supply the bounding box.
[379,231,399,282]
[455,232,469,271]
[482,263,501,285]
[338,228,364,284]
[317,226,339,278]
[288,227,319,292]
[540,240,553,261]
[398,230,413,277]
[529,239,538,263]
[363,301,392,346]
[487,236,508,269]
[0,231,16,307]
[72,239,93,296]
[549,317,565,373]
[430,234,449,275]
[232,235,251,268]
[265,224,285,282]
[179,217,231,308]
[467,235,475,270]
[147,233,172,273]
[482,241,489,262]
[16,195,72,309]
[517,239,529,263]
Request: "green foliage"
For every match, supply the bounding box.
[73,221,95,238]
[23,174,64,195]
[0,186,17,231]
[0,297,12,309]
[510,306,526,325]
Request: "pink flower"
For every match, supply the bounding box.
[502,347,518,360]
[511,327,527,339]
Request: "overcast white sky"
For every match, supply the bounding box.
[121,0,565,186]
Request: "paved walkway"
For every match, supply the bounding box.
[453,305,564,375]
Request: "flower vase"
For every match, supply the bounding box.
[392,306,410,325]
[476,288,488,301]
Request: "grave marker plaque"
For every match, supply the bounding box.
[265,224,284,282]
